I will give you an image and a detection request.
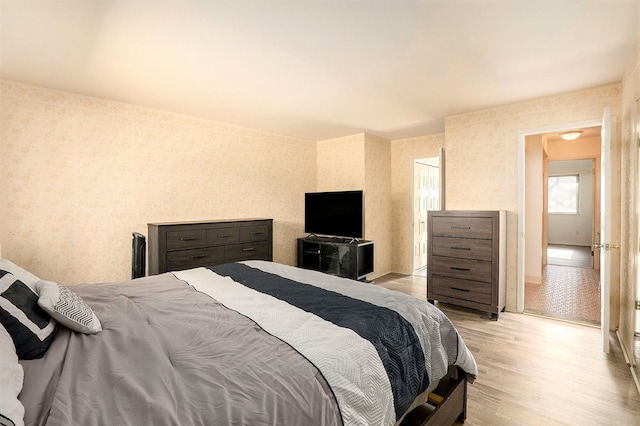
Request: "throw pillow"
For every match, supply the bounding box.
[36,281,102,334]
[0,267,56,360]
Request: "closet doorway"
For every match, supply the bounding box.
[413,157,440,276]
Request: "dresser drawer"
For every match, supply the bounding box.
[166,247,225,271]
[432,236,492,261]
[225,241,270,261]
[432,217,493,239]
[240,224,269,242]
[430,275,492,305]
[166,230,207,251]
[207,227,240,245]
[430,256,492,282]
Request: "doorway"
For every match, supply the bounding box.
[523,128,603,325]
[412,157,440,276]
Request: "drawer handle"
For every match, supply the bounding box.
[450,287,470,292]
[217,234,232,238]
[242,247,255,252]
[451,226,471,230]
[450,246,471,251]
[190,254,206,259]
[249,231,263,235]
[450,267,471,271]
[180,237,198,241]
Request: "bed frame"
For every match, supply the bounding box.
[400,367,468,426]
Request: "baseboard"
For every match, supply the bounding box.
[525,275,542,284]
[616,329,640,396]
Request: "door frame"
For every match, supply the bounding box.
[517,118,603,313]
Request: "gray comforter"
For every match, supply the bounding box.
[19,261,476,426]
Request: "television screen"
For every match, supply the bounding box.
[304,190,363,238]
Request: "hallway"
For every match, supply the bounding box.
[524,245,600,325]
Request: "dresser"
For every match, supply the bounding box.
[147,219,273,275]
[427,210,505,320]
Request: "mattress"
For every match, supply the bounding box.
[16,260,477,426]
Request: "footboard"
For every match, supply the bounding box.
[400,367,468,426]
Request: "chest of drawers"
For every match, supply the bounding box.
[427,210,505,320]
[148,219,273,275]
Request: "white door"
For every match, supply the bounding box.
[413,163,427,271]
[597,106,613,353]
[413,159,440,274]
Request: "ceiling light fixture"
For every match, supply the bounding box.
[560,130,583,141]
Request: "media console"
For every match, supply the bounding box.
[297,236,374,281]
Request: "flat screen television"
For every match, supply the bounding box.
[304,190,363,239]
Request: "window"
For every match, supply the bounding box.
[548,174,579,213]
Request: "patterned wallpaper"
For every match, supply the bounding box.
[0,80,316,284]
[315,133,394,279]
[390,134,444,274]
[2,72,636,314]
[364,134,392,277]
[317,134,365,191]
[618,39,640,352]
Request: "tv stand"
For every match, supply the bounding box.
[306,234,359,244]
[297,236,374,281]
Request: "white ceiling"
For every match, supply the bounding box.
[1,1,638,141]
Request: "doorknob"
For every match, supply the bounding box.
[593,243,620,250]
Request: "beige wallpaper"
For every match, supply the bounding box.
[445,83,623,311]
[0,80,316,285]
[389,134,444,274]
[619,39,640,354]
[364,134,392,277]
[316,133,393,279]
[316,134,365,190]
[2,69,637,323]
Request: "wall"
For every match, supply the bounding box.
[547,159,593,246]
[1,76,634,313]
[524,134,543,284]
[316,133,392,279]
[389,134,444,275]
[317,134,365,190]
[364,134,392,278]
[619,30,640,354]
[0,80,316,285]
[444,83,622,310]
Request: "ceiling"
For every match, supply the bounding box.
[0,1,638,141]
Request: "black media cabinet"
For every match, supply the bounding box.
[297,236,374,281]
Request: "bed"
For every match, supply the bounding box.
[1,258,477,426]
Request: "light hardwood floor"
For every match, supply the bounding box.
[374,273,640,425]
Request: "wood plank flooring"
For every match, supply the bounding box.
[374,273,640,425]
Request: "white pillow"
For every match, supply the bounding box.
[35,281,102,334]
[0,325,25,426]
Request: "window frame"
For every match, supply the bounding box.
[547,173,580,215]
